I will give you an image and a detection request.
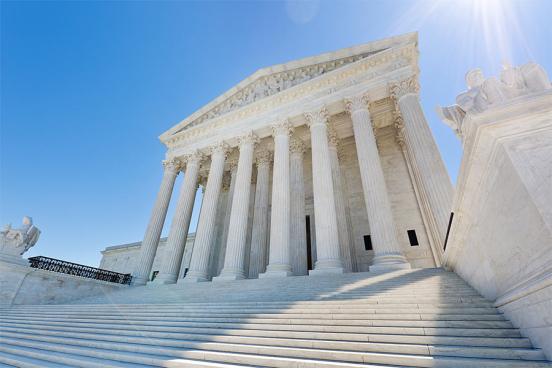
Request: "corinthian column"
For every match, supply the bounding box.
[216,158,238,275]
[345,95,410,272]
[327,127,354,273]
[214,132,259,281]
[289,137,308,276]
[182,142,229,282]
[390,77,453,260]
[132,158,180,285]
[248,148,271,278]
[305,108,344,275]
[153,151,203,284]
[260,121,294,278]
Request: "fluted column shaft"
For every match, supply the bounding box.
[132,159,180,285]
[248,149,271,278]
[327,129,354,273]
[392,79,453,259]
[290,137,308,276]
[216,163,237,275]
[183,143,228,282]
[215,133,258,281]
[153,153,203,284]
[260,121,293,278]
[346,95,410,271]
[305,108,344,274]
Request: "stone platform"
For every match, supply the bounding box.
[0,268,550,367]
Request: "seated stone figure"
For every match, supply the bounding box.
[437,62,551,139]
[0,216,41,259]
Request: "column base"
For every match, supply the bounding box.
[212,269,246,282]
[131,275,148,286]
[369,254,411,273]
[179,271,210,283]
[149,273,177,285]
[309,267,344,276]
[259,264,292,278]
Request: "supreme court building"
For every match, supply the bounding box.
[101,33,454,286]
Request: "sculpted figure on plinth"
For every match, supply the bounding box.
[437,62,551,139]
[1,216,40,264]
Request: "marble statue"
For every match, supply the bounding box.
[437,62,551,138]
[0,216,41,260]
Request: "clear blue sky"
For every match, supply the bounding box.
[2,0,551,267]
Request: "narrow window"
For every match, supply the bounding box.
[407,230,419,246]
[363,235,372,250]
[306,215,313,270]
[150,270,159,281]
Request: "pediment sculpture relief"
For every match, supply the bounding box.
[438,62,551,138]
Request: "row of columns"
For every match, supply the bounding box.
[132,88,442,285]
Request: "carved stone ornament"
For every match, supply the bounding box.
[255,148,272,167]
[162,158,181,174]
[208,141,230,157]
[1,216,41,264]
[327,125,340,148]
[394,112,406,148]
[289,137,306,155]
[344,94,370,114]
[185,150,205,165]
[304,107,329,128]
[271,120,294,137]
[437,62,551,139]
[237,131,260,148]
[390,76,420,101]
[177,52,380,133]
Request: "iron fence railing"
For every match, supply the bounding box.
[28,256,132,285]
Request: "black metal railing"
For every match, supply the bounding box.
[28,256,132,285]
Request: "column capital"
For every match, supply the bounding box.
[304,106,329,128]
[289,136,306,155]
[237,131,260,148]
[182,150,205,167]
[271,120,294,137]
[389,76,420,101]
[344,94,370,114]
[162,158,181,174]
[227,157,239,172]
[208,141,231,157]
[327,125,340,148]
[255,148,272,167]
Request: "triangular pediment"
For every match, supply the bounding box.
[162,33,417,138]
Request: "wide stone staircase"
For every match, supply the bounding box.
[0,268,550,367]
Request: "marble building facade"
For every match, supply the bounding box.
[100,33,453,285]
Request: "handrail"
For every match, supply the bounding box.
[28,256,132,285]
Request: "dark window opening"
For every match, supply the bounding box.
[444,212,454,251]
[407,229,419,246]
[363,235,373,251]
[306,215,313,270]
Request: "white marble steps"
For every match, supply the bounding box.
[0,269,550,367]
